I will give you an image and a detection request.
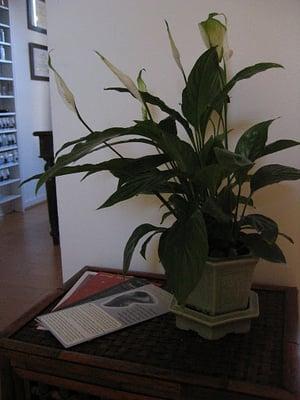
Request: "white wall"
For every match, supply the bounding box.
[9,0,50,208]
[47,0,300,314]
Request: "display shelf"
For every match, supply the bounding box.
[0,112,15,116]
[0,161,18,170]
[0,144,17,152]
[0,193,21,205]
[0,177,20,187]
[0,1,22,213]
[0,128,16,133]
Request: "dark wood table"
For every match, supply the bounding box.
[0,266,299,400]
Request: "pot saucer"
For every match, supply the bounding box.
[170,291,259,340]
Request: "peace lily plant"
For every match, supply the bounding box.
[28,13,300,305]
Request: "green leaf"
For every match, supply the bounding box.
[241,214,278,243]
[140,230,165,260]
[193,164,224,194]
[104,88,194,144]
[158,209,208,303]
[140,91,194,142]
[21,173,43,186]
[202,197,232,224]
[212,63,283,110]
[99,170,175,209]
[214,147,253,172]
[238,196,254,207]
[227,63,283,89]
[160,136,197,175]
[260,139,300,157]
[158,116,177,136]
[36,127,133,192]
[200,134,224,165]
[168,194,189,218]
[160,211,173,224]
[83,154,169,181]
[250,164,300,193]
[278,232,294,244]
[240,233,286,263]
[235,120,275,161]
[182,47,221,133]
[123,224,162,273]
[217,187,237,213]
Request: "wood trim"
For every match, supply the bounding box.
[284,287,299,344]
[10,353,181,399]
[283,342,300,396]
[0,288,63,338]
[227,380,297,400]
[15,368,169,400]
[1,344,227,391]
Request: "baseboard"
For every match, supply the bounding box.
[24,194,47,209]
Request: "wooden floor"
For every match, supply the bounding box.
[0,203,62,335]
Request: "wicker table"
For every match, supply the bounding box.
[0,266,299,400]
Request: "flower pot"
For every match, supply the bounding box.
[170,256,259,339]
[171,290,259,340]
[186,256,259,316]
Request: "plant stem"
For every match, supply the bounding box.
[75,105,123,158]
[222,63,229,149]
[209,118,217,137]
[240,192,253,221]
[181,67,188,85]
[144,101,154,122]
[155,192,176,216]
[233,183,241,228]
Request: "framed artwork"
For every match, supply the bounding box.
[28,43,49,81]
[26,0,47,34]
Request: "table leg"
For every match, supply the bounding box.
[0,354,14,400]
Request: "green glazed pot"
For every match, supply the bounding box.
[185,256,259,316]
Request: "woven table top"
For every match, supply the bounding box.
[11,288,285,389]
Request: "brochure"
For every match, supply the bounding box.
[37,284,173,348]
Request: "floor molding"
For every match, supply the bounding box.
[23,194,47,209]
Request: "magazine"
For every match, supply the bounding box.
[37,284,173,348]
[54,271,130,311]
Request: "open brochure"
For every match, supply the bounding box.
[37,284,173,348]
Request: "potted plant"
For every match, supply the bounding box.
[27,13,300,338]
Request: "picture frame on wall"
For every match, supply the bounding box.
[28,43,49,81]
[26,0,47,34]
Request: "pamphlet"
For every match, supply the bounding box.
[54,271,130,311]
[37,284,173,348]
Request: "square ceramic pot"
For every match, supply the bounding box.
[185,256,259,316]
[171,291,259,340]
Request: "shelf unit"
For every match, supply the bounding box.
[0,1,22,215]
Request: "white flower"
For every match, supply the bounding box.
[199,13,227,62]
[95,51,142,103]
[49,54,77,113]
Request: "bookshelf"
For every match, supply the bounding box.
[0,0,23,214]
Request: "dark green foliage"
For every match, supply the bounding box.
[26,23,299,303]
